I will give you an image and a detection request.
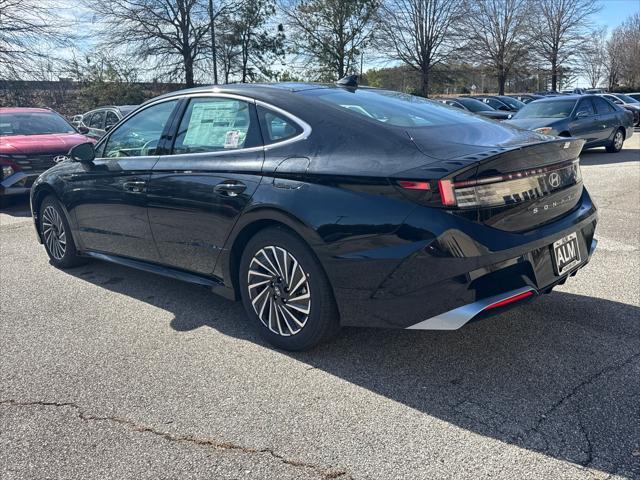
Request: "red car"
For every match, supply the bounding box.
[0,107,93,197]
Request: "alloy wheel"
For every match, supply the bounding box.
[247,246,311,336]
[614,131,623,150]
[42,205,67,260]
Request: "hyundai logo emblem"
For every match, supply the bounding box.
[53,155,69,163]
[548,172,561,188]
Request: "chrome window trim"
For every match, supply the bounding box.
[136,93,312,158]
[96,92,312,159]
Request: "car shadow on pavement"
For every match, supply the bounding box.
[67,261,640,477]
[0,195,31,217]
[579,146,640,166]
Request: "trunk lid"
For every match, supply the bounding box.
[392,137,585,232]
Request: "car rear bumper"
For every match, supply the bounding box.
[329,188,598,329]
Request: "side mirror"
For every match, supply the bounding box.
[77,125,89,134]
[69,142,96,163]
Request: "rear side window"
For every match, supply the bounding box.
[173,98,260,154]
[593,97,615,114]
[257,106,303,143]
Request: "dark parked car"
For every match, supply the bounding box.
[473,95,525,111]
[628,93,640,102]
[598,93,640,126]
[31,82,598,350]
[437,97,511,120]
[508,94,545,104]
[505,95,634,153]
[79,105,139,140]
[1,107,93,197]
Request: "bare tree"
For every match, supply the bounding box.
[377,0,464,97]
[461,0,532,95]
[531,0,600,92]
[90,0,210,87]
[0,0,72,79]
[606,13,640,90]
[577,26,606,88]
[281,0,380,80]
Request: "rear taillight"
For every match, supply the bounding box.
[398,159,581,209]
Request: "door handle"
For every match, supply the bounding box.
[214,181,246,197]
[123,180,146,193]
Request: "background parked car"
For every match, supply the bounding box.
[436,97,511,120]
[628,92,640,102]
[472,95,524,112]
[1,107,93,198]
[598,93,640,126]
[505,95,634,153]
[508,94,545,104]
[70,114,83,127]
[79,105,138,140]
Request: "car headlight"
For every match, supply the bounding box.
[534,127,553,135]
[1,165,14,180]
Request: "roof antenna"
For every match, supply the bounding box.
[336,74,358,88]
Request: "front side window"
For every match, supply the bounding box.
[105,111,119,129]
[103,100,178,158]
[173,98,259,154]
[575,100,595,117]
[257,106,302,143]
[89,111,105,129]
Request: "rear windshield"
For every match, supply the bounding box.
[497,96,525,110]
[457,98,494,112]
[0,112,75,135]
[613,93,638,104]
[301,89,485,127]
[513,100,577,119]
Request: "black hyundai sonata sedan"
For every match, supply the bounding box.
[30,82,598,350]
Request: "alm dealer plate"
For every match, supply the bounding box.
[552,232,582,276]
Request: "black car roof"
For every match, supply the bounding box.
[149,83,335,103]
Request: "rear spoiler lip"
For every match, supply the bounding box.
[390,137,585,180]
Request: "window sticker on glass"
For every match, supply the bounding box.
[182,101,249,149]
[224,130,244,149]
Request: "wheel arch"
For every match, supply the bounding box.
[218,206,329,303]
[31,183,76,245]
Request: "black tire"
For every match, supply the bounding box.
[39,195,86,268]
[239,227,340,351]
[606,128,624,153]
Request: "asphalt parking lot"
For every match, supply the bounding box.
[1,134,639,480]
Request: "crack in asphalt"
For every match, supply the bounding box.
[529,351,640,467]
[0,399,350,480]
